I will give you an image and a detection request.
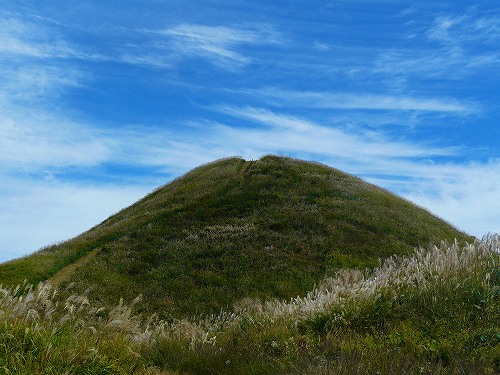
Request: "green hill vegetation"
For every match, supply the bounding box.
[1,236,499,374]
[0,155,472,320]
[0,156,470,319]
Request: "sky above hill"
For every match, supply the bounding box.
[1,1,499,262]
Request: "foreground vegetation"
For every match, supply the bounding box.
[1,235,498,374]
[0,156,471,318]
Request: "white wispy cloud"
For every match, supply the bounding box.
[0,16,50,57]
[402,159,500,237]
[473,16,500,42]
[1,13,281,72]
[428,14,500,46]
[0,15,82,59]
[0,13,161,69]
[156,23,281,69]
[427,15,466,45]
[374,13,500,82]
[213,106,457,159]
[0,178,152,263]
[242,88,474,113]
[0,114,109,169]
[0,64,85,106]
[374,48,500,83]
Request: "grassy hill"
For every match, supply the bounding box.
[0,155,471,318]
[1,237,498,374]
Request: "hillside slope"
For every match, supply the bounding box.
[0,156,471,317]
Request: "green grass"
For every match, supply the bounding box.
[0,236,498,374]
[0,240,96,287]
[0,156,471,319]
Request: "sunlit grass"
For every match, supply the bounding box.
[1,235,498,374]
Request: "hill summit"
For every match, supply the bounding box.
[0,156,471,317]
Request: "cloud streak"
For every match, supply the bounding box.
[1,14,283,72]
[373,13,500,84]
[0,179,152,263]
[0,14,86,60]
[157,23,281,69]
[428,14,500,46]
[241,88,474,113]
[402,159,500,237]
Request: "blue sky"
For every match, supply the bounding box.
[1,1,499,262]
